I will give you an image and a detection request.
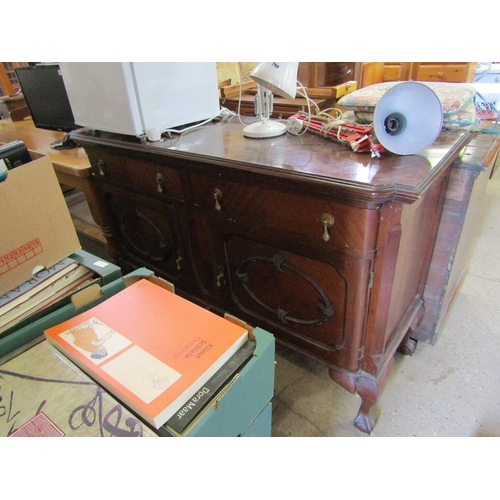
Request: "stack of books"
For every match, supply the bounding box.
[0,257,96,335]
[44,278,253,433]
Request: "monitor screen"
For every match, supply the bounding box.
[15,64,80,134]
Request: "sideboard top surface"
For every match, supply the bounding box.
[73,118,473,203]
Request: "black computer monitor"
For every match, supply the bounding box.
[14,64,81,149]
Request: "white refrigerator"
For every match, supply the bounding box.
[59,62,220,140]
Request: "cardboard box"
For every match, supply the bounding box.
[0,156,81,296]
[0,154,122,359]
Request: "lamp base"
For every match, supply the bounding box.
[243,120,287,139]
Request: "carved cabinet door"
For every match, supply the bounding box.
[217,223,374,372]
[178,206,226,309]
[103,185,187,287]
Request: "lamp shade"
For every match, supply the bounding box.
[250,62,298,99]
[373,82,443,155]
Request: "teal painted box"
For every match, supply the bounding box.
[117,269,276,437]
[162,326,275,437]
[240,402,273,437]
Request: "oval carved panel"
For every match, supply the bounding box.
[119,210,171,262]
[235,253,335,326]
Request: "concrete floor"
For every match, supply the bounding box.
[271,166,500,437]
[66,165,500,438]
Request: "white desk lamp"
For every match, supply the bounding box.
[243,62,299,139]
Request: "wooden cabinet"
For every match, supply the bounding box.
[409,62,477,83]
[356,62,477,87]
[382,62,413,82]
[413,134,500,344]
[297,62,356,87]
[83,148,188,291]
[0,62,30,119]
[73,122,474,433]
[220,62,357,119]
[220,93,331,119]
[0,62,29,96]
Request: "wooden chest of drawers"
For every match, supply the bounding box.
[73,120,473,433]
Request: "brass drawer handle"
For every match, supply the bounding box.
[214,188,222,211]
[156,173,164,194]
[321,213,335,242]
[97,159,106,176]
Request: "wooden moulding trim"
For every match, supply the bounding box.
[74,129,473,206]
[76,133,398,205]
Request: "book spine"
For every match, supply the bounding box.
[0,257,77,313]
[164,340,256,435]
[0,266,94,334]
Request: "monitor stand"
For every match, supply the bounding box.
[50,134,80,150]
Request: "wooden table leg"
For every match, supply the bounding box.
[52,169,118,262]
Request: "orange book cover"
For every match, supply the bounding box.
[44,278,248,429]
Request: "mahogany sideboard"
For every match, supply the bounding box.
[72,119,490,433]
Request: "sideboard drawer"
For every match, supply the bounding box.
[411,63,474,83]
[86,148,184,201]
[189,173,378,252]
